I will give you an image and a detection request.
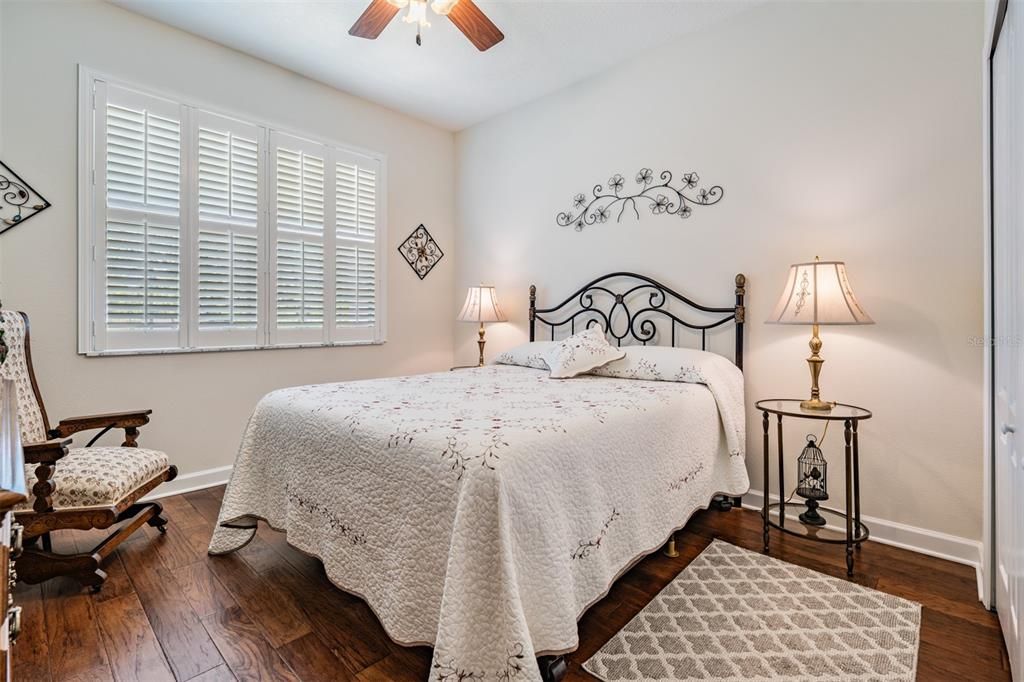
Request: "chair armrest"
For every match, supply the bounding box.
[23,437,71,464]
[51,410,152,437]
[50,409,152,447]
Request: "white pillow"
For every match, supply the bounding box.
[544,327,625,379]
[493,341,554,370]
[589,345,730,383]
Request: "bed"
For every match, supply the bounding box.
[208,272,750,682]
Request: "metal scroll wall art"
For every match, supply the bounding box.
[0,160,51,235]
[556,168,723,231]
[398,223,444,280]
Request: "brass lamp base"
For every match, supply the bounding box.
[476,322,486,367]
[801,323,833,412]
[800,398,834,412]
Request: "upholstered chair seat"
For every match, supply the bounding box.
[18,447,170,511]
[0,308,177,590]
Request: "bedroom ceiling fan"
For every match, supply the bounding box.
[348,0,504,51]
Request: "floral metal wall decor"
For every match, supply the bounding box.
[398,224,444,280]
[556,168,723,231]
[0,160,51,234]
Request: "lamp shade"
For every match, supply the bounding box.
[767,260,873,325]
[458,286,507,323]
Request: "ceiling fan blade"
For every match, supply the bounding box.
[447,0,504,51]
[349,0,401,39]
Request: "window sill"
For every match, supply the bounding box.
[82,339,386,358]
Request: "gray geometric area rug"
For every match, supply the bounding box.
[583,540,921,681]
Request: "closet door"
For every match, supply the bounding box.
[993,0,1024,675]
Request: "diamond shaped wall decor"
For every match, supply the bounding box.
[0,159,51,235]
[398,224,444,280]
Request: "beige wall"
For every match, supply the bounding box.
[0,0,987,546]
[0,1,456,483]
[455,1,985,542]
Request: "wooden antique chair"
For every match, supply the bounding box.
[0,310,177,590]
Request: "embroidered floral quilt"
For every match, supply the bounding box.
[209,364,749,681]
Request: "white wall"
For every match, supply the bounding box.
[0,1,456,482]
[455,1,985,542]
[0,0,5,297]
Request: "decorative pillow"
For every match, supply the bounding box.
[494,341,555,370]
[544,327,625,379]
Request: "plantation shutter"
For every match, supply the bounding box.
[334,150,381,342]
[192,111,264,348]
[83,72,387,355]
[96,82,184,351]
[270,132,328,344]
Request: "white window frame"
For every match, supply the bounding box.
[77,66,388,356]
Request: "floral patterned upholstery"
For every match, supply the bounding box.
[0,310,46,444]
[18,446,169,511]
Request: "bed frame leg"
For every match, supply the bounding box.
[663,535,679,558]
[712,495,734,512]
[537,655,567,682]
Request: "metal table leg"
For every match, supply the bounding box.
[853,419,861,548]
[844,418,854,576]
[777,413,785,528]
[762,410,770,553]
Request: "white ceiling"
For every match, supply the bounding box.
[109,0,754,131]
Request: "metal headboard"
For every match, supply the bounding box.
[528,272,746,370]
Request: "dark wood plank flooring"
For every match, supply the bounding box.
[13,486,1010,681]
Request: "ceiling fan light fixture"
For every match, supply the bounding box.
[430,0,459,16]
[402,0,431,27]
[349,0,503,51]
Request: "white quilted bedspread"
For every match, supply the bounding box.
[209,365,749,681]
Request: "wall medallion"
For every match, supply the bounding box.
[398,224,444,280]
[556,168,723,231]
[0,160,51,234]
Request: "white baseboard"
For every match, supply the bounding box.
[142,464,233,501]
[741,488,985,602]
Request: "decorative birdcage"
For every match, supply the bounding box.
[796,434,828,526]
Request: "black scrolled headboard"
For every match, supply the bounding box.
[528,272,747,370]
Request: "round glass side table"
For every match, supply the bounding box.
[755,399,872,576]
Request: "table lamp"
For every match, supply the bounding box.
[767,258,873,411]
[458,285,507,366]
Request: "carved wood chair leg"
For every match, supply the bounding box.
[145,502,168,533]
[16,547,106,589]
[41,532,52,553]
[115,503,148,523]
[16,502,163,590]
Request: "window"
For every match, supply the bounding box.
[78,70,386,355]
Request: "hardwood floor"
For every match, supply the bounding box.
[13,486,1010,681]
